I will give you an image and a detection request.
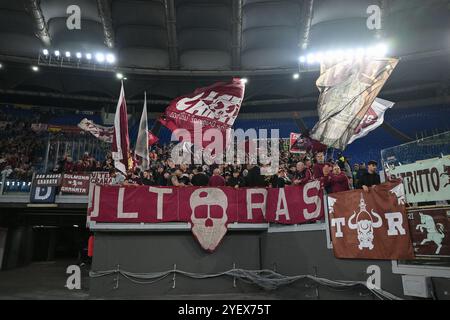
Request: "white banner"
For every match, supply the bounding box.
[388,156,450,203]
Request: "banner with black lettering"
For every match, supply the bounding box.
[387,156,450,203]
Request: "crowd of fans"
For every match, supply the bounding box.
[104,143,381,194]
[0,120,46,182]
[0,106,381,194]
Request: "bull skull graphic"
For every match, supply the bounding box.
[348,194,383,250]
[189,188,228,252]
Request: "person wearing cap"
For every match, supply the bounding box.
[357,160,381,192]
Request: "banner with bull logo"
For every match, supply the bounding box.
[327,180,414,260]
[387,156,450,204]
[407,206,450,256]
[87,181,323,252]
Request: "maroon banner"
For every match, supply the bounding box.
[289,132,305,154]
[88,182,324,251]
[159,78,245,151]
[112,84,131,174]
[61,173,91,194]
[328,180,414,260]
[407,206,450,256]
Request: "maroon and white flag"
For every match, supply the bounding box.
[348,98,394,144]
[135,93,150,171]
[112,83,131,174]
[78,118,114,143]
[88,183,324,252]
[61,173,90,194]
[159,78,246,151]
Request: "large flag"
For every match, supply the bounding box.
[327,180,414,260]
[135,93,150,171]
[78,118,114,143]
[159,78,246,152]
[79,117,158,147]
[311,57,398,150]
[348,98,394,144]
[111,83,130,174]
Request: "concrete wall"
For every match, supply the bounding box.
[261,230,404,299]
[3,226,34,270]
[90,229,450,299]
[90,231,265,298]
[0,228,7,270]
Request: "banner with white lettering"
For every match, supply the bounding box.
[61,173,91,194]
[89,172,112,185]
[88,182,324,251]
[387,156,450,203]
[33,173,62,187]
[327,180,414,260]
[158,78,245,153]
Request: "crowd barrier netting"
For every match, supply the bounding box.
[381,131,450,169]
[43,134,110,173]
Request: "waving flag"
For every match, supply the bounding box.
[135,93,150,171]
[112,83,130,174]
[311,57,398,150]
[159,78,246,152]
[348,98,395,144]
[78,118,114,143]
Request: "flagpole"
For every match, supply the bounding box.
[148,89,162,141]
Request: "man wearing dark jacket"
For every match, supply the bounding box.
[357,160,381,192]
[227,170,245,188]
[274,169,291,188]
[191,166,209,186]
[245,164,266,187]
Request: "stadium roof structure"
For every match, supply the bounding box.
[0,0,449,111]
